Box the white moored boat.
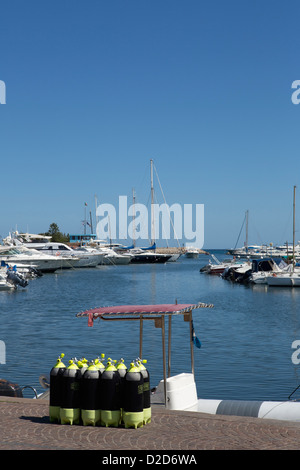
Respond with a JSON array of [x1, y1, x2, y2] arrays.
[[0, 245, 75, 273], [101, 248, 133, 265], [185, 247, 199, 259], [88, 241, 133, 265], [0, 265, 25, 290], [200, 254, 250, 275], [266, 186, 300, 287], [22, 243, 105, 268], [266, 266, 300, 287]]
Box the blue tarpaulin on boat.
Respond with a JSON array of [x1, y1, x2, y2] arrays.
[[141, 242, 156, 251]]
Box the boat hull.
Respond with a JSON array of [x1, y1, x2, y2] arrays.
[[130, 254, 172, 263], [0, 281, 15, 290], [267, 274, 300, 286], [0, 257, 70, 273], [151, 373, 300, 423], [208, 267, 226, 274], [72, 255, 104, 268], [185, 252, 199, 259], [194, 398, 300, 422], [102, 255, 132, 265]]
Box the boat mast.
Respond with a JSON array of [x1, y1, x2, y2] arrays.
[[245, 210, 249, 253], [89, 211, 93, 234], [94, 195, 98, 226], [132, 188, 136, 247], [293, 185, 296, 272], [150, 159, 155, 245], [84, 202, 87, 235]]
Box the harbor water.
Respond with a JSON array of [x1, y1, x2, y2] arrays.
[[1, 250, 300, 403]]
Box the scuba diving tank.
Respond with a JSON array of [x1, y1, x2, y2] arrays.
[[60, 359, 82, 425], [81, 361, 101, 426], [116, 358, 127, 423], [116, 358, 127, 385], [49, 354, 66, 423], [123, 362, 144, 429], [99, 360, 121, 427], [137, 359, 151, 424], [77, 358, 88, 375], [94, 354, 105, 374]]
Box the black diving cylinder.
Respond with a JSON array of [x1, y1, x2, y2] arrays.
[[116, 358, 127, 423], [99, 360, 121, 427], [60, 359, 82, 425], [94, 354, 105, 374], [81, 362, 101, 426], [77, 358, 88, 375], [116, 358, 127, 393], [123, 362, 144, 429], [137, 359, 151, 424], [49, 354, 66, 423]]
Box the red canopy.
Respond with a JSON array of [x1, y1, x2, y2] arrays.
[[77, 302, 213, 327]]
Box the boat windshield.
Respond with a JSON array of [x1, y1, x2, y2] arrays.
[[0, 247, 23, 255]]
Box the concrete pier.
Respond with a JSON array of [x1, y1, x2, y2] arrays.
[[1, 396, 300, 450]]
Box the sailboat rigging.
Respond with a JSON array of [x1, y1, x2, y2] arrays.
[[128, 159, 174, 263], [266, 185, 300, 286]]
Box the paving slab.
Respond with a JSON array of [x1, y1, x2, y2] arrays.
[[1, 396, 300, 451]]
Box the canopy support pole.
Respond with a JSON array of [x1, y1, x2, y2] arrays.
[[184, 310, 194, 376], [139, 315, 143, 358], [168, 314, 172, 378], [189, 312, 195, 376], [161, 315, 167, 405]]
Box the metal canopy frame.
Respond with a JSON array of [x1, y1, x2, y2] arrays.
[[77, 302, 213, 405]]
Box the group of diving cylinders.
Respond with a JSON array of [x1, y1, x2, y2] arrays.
[[49, 354, 151, 429]]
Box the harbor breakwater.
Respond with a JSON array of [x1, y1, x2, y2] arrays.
[[155, 247, 209, 255]]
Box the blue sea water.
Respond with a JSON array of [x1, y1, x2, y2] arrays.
[[1, 250, 300, 403]]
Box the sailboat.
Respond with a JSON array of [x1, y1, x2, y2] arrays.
[[129, 160, 172, 264], [266, 186, 300, 286], [227, 210, 258, 257]]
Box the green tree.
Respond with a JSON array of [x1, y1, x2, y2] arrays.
[[45, 223, 69, 243]]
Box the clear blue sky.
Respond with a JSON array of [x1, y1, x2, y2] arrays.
[[1, 0, 300, 249]]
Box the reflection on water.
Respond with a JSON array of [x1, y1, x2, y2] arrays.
[[0, 252, 300, 402]]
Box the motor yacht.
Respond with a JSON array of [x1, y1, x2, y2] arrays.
[[129, 248, 172, 263], [185, 247, 199, 258], [200, 254, 249, 275], [87, 240, 133, 265], [266, 264, 300, 286], [24, 243, 106, 268], [100, 247, 133, 265], [0, 245, 73, 273]]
